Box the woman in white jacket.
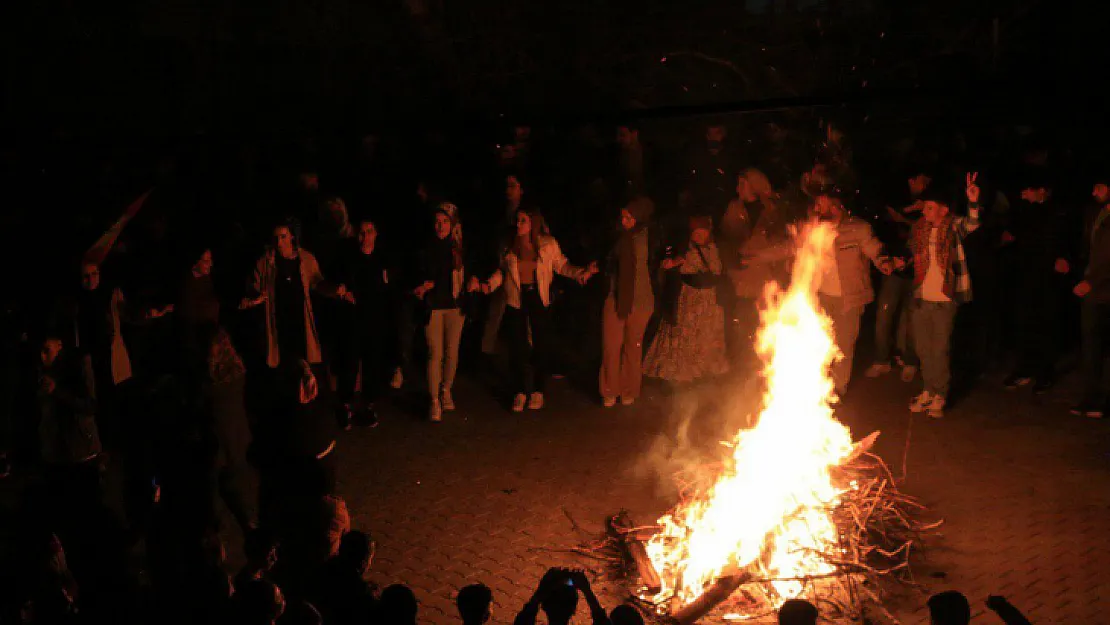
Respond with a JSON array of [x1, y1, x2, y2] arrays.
[[480, 209, 597, 411]]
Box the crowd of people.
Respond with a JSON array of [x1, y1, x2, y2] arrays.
[[0, 115, 1103, 623]]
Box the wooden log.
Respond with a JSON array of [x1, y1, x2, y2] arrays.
[[669, 572, 754, 625], [610, 512, 663, 593]]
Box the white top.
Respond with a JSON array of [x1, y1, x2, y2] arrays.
[[921, 226, 951, 302]]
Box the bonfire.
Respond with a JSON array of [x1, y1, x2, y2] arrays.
[[576, 222, 940, 624]]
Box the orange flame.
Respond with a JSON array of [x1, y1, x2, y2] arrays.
[[646, 221, 857, 610]]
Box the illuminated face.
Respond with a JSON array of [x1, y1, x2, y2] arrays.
[[434, 213, 453, 239], [516, 211, 532, 237], [908, 174, 931, 197], [812, 196, 842, 221], [1020, 187, 1050, 203], [193, 250, 213, 277], [1093, 183, 1109, 204], [921, 200, 949, 224], [620, 209, 636, 231], [691, 227, 711, 246], [358, 222, 377, 249], [41, 338, 62, 366], [617, 126, 638, 148], [80, 264, 100, 291], [273, 226, 295, 254], [506, 176, 523, 205], [736, 176, 757, 202]]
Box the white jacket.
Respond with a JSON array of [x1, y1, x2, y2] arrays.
[[487, 236, 588, 309]]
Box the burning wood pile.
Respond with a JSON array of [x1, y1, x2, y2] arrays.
[[581, 223, 940, 624]]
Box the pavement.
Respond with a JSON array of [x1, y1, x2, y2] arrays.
[[330, 353, 1110, 625]]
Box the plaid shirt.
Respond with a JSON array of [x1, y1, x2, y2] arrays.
[[911, 204, 980, 304]]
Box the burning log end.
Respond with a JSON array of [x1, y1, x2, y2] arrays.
[[610, 512, 662, 593], [668, 573, 754, 625]]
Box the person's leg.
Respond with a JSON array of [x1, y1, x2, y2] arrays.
[[504, 303, 530, 395], [361, 323, 390, 406], [896, 277, 919, 367], [599, 298, 626, 399], [833, 305, 863, 393], [425, 310, 445, 398], [912, 300, 936, 394], [481, 291, 507, 355], [873, 275, 900, 364], [620, 307, 654, 400], [441, 309, 466, 392], [526, 290, 553, 394], [334, 322, 360, 406], [931, 302, 958, 398], [1080, 299, 1105, 403]]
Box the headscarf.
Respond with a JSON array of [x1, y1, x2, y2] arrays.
[[615, 197, 654, 318]]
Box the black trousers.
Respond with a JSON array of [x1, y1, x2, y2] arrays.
[[1013, 277, 1062, 381], [504, 286, 552, 395], [336, 314, 392, 405]]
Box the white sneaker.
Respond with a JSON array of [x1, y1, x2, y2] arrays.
[[511, 394, 527, 412], [621, 396, 636, 406], [390, 368, 404, 390], [429, 399, 442, 422], [900, 365, 917, 382], [602, 396, 617, 408], [927, 395, 946, 419], [909, 391, 933, 413], [865, 363, 892, 378], [441, 388, 456, 411], [528, 392, 544, 410]]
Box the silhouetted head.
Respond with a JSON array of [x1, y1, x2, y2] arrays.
[[609, 604, 645, 625], [380, 584, 418, 625], [778, 599, 818, 625], [927, 591, 971, 625], [540, 583, 578, 625], [336, 530, 374, 576], [456, 583, 493, 625]]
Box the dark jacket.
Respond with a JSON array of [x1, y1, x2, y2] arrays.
[[418, 237, 469, 312], [1082, 203, 1110, 303], [28, 352, 101, 465]]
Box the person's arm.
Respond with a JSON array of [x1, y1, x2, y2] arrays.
[[240, 256, 268, 309], [549, 239, 589, 281], [986, 596, 1034, 625], [304, 252, 341, 298], [514, 568, 562, 625], [953, 172, 983, 237], [569, 570, 610, 625]]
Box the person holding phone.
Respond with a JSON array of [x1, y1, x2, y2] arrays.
[[513, 568, 609, 625]]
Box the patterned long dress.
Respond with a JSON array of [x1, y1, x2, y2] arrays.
[[644, 242, 730, 382]]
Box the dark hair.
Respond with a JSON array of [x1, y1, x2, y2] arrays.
[[456, 583, 493, 624], [274, 217, 302, 247], [380, 584, 418, 625], [610, 604, 646, 625], [540, 583, 578, 624], [510, 208, 546, 258], [336, 530, 373, 572], [927, 591, 971, 625], [778, 599, 818, 625]]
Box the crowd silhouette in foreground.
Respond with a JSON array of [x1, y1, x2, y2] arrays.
[[2, 116, 1102, 623]]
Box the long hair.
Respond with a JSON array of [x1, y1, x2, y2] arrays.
[[509, 208, 546, 258], [433, 207, 463, 270]]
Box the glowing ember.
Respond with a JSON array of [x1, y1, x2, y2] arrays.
[[645, 221, 858, 612]]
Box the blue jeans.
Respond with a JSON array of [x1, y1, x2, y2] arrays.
[[912, 299, 957, 397], [874, 274, 917, 365]]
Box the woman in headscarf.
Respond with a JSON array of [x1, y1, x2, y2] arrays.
[[599, 196, 658, 407], [644, 216, 729, 383]]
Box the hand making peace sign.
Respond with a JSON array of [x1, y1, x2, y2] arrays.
[[965, 172, 980, 204]]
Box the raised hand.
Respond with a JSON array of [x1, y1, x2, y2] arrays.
[[1074, 280, 1092, 298], [965, 172, 981, 204], [1054, 258, 1070, 274], [467, 276, 480, 293]]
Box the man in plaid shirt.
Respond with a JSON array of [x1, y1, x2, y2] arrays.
[[903, 172, 983, 419]]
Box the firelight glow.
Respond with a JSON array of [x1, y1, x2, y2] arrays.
[[645, 221, 857, 610]]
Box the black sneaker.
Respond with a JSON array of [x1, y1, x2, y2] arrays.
[[336, 405, 353, 431], [1002, 374, 1033, 390], [1032, 378, 1055, 395], [355, 405, 380, 428]]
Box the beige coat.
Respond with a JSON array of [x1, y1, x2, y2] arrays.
[[486, 236, 588, 308], [250, 249, 333, 368]]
